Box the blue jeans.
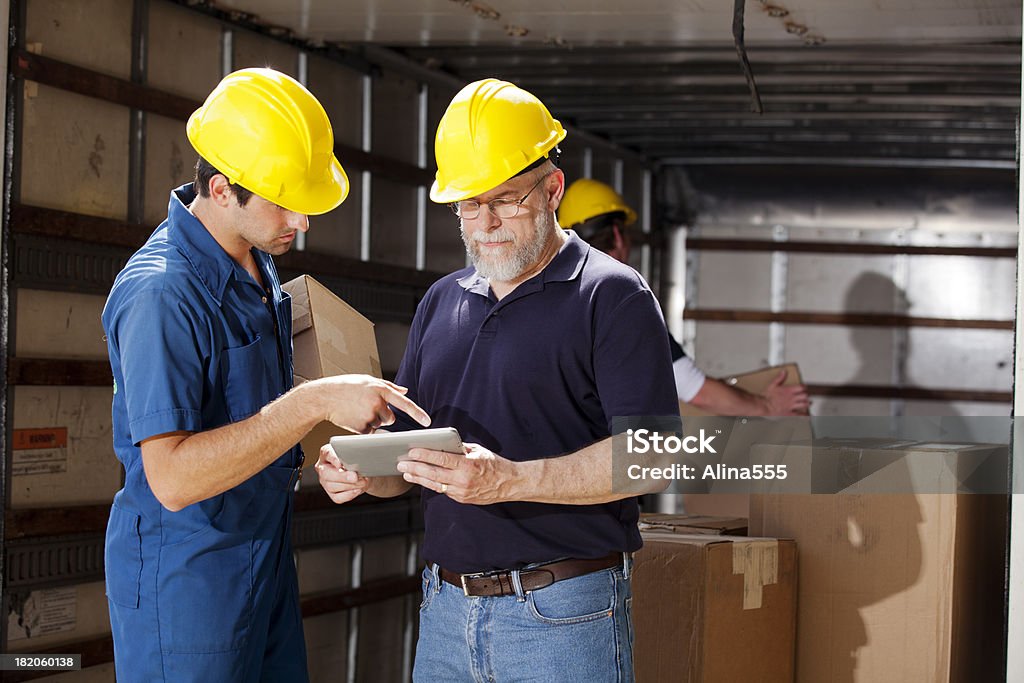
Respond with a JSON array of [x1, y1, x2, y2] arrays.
[[413, 556, 634, 683]]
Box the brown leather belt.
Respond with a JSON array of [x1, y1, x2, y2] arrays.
[[437, 552, 623, 597]]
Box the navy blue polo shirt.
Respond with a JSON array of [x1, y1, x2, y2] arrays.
[[394, 231, 678, 573], [102, 184, 298, 524]]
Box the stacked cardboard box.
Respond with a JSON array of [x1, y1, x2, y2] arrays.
[[633, 515, 797, 682], [749, 439, 1008, 682], [679, 362, 803, 418]]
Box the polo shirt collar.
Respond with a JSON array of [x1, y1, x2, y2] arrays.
[[165, 183, 247, 306], [456, 230, 589, 297]]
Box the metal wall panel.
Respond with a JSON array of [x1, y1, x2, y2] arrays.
[[5, 581, 109, 652], [26, 0, 132, 79], [622, 159, 645, 227], [425, 83, 457, 157], [356, 536, 408, 683], [903, 400, 1012, 418], [306, 200, 363, 259], [147, 0, 222, 100], [233, 29, 299, 76], [33, 662, 117, 682], [906, 255, 1016, 320], [371, 71, 418, 163], [424, 201, 464, 274], [693, 252, 772, 310], [367, 72, 419, 267], [375, 321, 411, 379], [787, 256, 898, 312], [811, 397, 893, 417], [297, 545, 352, 595], [692, 322, 771, 377], [10, 387, 120, 508], [689, 215, 1015, 417], [590, 154, 617, 187], [14, 289, 107, 360], [785, 325, 896, 385], [557, 140, 586, 186], [906, 328, 1013, 390], [20, 85, 130, 220], [370, 177, 418, 267], [143, 113, 193, 227], [425, 86, 465, 273], [305, 611, 349, 682], [305, 54, 364, 258], [309, 54, 363, 149]]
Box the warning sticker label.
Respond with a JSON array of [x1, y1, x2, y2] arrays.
[[7, 586, 77, 641], [12, 428, 68, 476]]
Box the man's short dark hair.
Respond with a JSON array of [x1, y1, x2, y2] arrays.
[[193, 157, 253, 206], [575, 211, 627, 253]]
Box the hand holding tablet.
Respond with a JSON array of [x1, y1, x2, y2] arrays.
[[329, 427, 466, 477]]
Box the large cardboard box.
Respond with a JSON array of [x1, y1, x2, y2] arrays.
[[679, 362, 803, 418], [282, 275, 382, 465], [633, 532, 797, 683], [750, 445, 1008, 683]]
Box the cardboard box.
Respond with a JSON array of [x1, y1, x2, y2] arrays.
[[750, 448, 1008, 683], [679, 365, 804, 519], [282, 275, 382, 464], [680, 362, 803, 417], [633, 532, 797, 682], [639, 512, 747, 536]]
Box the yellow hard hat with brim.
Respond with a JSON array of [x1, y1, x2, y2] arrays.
[[559, 178, 638, 229], [431, 79, 566, 203], [187, 68, 349, 216]]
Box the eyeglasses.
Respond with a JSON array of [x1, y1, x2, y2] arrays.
[[450, 173, 551, 220]]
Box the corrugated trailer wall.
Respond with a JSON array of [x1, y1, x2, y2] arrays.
[[670, 167, 1017, 419], [2, 1, 650, 681]]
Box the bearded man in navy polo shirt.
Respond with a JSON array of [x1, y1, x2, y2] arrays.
[[315, 79, 678, 682]]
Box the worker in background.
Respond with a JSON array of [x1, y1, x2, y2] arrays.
[[315, 78, 678, 681], [101, 68, 429, 682], [560, 178, 810, 417]]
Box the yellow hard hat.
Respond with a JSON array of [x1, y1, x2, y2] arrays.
[[187, 68, 349, 216], [430, 79, 567, 203], [559, 178, 637, 229]]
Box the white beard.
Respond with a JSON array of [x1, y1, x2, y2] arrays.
[[461, 211, 555, 282]]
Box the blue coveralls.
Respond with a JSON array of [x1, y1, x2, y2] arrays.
[[101, 185, 307, 682]]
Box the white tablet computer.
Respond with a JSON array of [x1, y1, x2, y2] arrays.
[[328, 428, 465, 477]]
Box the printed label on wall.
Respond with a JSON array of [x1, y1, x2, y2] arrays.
[[12, 428, 69, 476], [7, 587, 77, 641]]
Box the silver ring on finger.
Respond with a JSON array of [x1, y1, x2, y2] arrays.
[[440, 483, 448, 494]]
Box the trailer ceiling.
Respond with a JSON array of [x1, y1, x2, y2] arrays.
[[215, 0, 1020, 170]]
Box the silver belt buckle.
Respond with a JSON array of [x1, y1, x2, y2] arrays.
[[459, 571, 487, 597]]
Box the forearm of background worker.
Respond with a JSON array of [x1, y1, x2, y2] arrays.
[[688, 371, 809, 416], [398, 437, 668, 506], [140, 375, 430, 512], [315, 443, 413, 504]]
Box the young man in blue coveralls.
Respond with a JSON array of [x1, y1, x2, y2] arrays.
[[101, 68, 429, 682], [315, 79, 679, 682]]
